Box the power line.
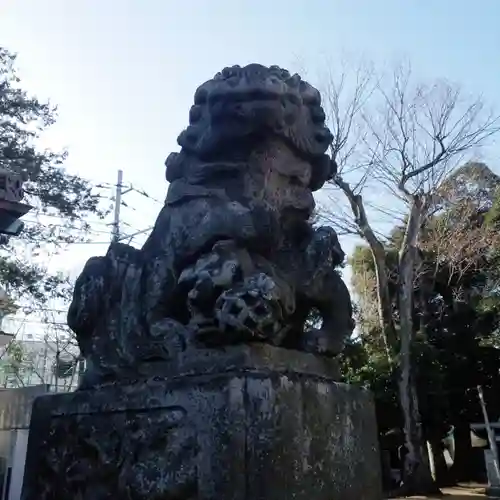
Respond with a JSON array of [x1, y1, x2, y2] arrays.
[[24, 221, 152, 245], [119, 226, 152, 243], [93, 182, 115, 189], [17, 221, 146, 246], [23, 220, 112, 236], [120, 200, 137, 212], [26, 211, 112, 226], [61, 240, 110, 245], [17, 307, 67, 314], [13, 170, 162, 247], [5, 317, 68, 326], [129, 186, 164, 206]]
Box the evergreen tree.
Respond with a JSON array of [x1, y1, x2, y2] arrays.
[[0, 47, 107, 308]]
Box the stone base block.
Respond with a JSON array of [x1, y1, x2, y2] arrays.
[[21, 345, 382, 500]]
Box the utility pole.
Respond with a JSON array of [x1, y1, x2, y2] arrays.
[[111, 169, 123, 243], [111, 169, 132, 243], [110, 169, 152, 245], [478, 385, 500, 489]]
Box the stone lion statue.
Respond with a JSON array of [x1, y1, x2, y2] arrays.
[[68, 64, 354, 388]]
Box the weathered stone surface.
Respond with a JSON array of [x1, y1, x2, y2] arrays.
[[66, 64, 354, 388], [21, 346, 382, 500], [22, 65, 381, 498]]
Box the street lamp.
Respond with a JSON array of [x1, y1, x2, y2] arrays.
[[0, 168, 29, 344], [0, 168, 32, 236]]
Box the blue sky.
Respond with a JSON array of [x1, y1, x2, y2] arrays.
[[2, 0, 499, 191], [1, 0, 500, 332]]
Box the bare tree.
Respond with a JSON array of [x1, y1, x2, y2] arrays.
[[320, 60, 399, 358], [322, 60, 500, 495]]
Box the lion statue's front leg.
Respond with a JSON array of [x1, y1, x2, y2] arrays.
[[281, 225, 355, 357], [176, 239, 295, 347]]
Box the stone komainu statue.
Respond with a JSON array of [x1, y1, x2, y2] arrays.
[[68, 64, 355, 388]]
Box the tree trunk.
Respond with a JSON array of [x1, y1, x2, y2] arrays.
[[397, 196, 440, 496], [370, 239, 397, 357], [334, 176, 397, 357], [336, 178, 436, 494], [449, 421, 473, 482]]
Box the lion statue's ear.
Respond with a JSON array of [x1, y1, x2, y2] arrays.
[[309, 155, 337, 191], [165, 153, 183, 182]]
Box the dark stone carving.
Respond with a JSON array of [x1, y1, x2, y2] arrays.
[[67, 64, 354, 388], [39, 408, 198, 499], [22, 65, 382, 500], [21, 346, 382, 500]]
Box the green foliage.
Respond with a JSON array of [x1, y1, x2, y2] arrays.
[[484, 193, 500, 228], [0, 47, 108, 307], [349, 243, 398, 338], [339, 334, 400, 431], [349, 246, 379, 331], [0, 340, 28, 385], [5, 340, 24, 364]]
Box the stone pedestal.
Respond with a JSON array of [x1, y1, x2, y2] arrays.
[[21, 345, 382, 500]]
